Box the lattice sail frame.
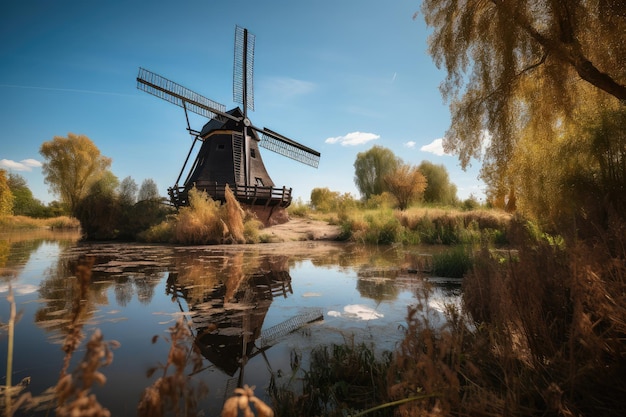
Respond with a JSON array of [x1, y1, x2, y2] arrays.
[[260, 131, 321, 168], [233, 25, 255, 111], [137, 68, 226, 120]]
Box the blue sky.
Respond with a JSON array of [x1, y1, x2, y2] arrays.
[[0, 0, 485, 205]]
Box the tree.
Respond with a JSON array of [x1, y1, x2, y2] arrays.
[[420, 1, 626, 196], [7, 173, 46, 217], [418, 161, 457, 205], [138, 178, 160, 202], [383, 163, 427, 210], [119, 176, 138, 206], [353, 146, 400, 200], [40, 133, 112, 215], [510, 102, 626, 231], [310, 187, 340, 212], [75, 171, 119, 239], [0, 169, 14, 217]]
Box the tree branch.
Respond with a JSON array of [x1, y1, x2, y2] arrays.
[[490, 0, 626, 100]]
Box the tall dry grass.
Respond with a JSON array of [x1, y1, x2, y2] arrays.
[[389, 217, 626, 416], [143, 186, 262, 244], [0, 215, 80, 231]]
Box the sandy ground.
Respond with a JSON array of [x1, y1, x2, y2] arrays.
[[260, 216, 343, 243]]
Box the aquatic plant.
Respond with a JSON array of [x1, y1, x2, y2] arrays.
[[270, 338, 393, 417], [431, 246, 473, 278]]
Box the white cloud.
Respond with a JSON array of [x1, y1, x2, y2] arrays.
[[404, 141, 416, 148], [420, 138, 452, 156], [262, 76, 315, 99], [0, 158, 42, 171], [325, 131, 380, 146]]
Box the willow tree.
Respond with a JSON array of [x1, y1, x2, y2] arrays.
[[354, 145, 400, 200], [420, 0, 626, 201], [40, 133, 112, 215]]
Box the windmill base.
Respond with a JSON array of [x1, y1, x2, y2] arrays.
[[244, 205, 289, 227]]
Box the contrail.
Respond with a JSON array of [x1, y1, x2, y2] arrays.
[[0, 84, 134, 97]]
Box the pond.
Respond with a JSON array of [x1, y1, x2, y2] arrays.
[[0, 230, 461, 416]]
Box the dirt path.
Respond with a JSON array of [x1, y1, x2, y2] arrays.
[[261, 217, 343, 242]]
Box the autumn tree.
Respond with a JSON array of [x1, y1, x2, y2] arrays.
[[40, 133, 112, 215], [0, 169, 14, 217], [418, 161, 457, 205], [354, 145, 400, 200], [420, 0, 626, 203], [310, 187, 340, 212], [383, 163, 427, 210]]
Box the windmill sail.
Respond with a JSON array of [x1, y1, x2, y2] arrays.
[[137, 67, 229, 121], [259, 128, 321, 168], [233, 26, 255, 111]]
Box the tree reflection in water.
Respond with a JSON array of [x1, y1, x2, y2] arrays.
[[165, 252, 322, 394]]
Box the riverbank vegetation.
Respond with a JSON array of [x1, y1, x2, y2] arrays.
[[139, 186, 264, 244]]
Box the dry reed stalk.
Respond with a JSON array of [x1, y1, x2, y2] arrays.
[[222, 385, 273, 417], [223, 185, 245, 243], [1, 286, 32, 417], [137, 318, 206, 417], [460, 218, 626, 416], [55, 329, 118, 417]]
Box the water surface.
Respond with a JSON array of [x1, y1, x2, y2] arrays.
[[0, 230, 460, 415]]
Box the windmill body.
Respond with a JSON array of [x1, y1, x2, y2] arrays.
[[137, 26, 320, 224]]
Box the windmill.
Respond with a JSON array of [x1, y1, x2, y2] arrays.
[[137, 26, 320, 223]]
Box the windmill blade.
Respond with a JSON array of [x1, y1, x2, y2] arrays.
[[233, 26, 255, 112], [137, 67, 237, 122], [258, 308, 323, 349], [257, 127, 321, 168]]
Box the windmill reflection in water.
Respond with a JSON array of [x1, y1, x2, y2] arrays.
[[165, 254, 323, 396]]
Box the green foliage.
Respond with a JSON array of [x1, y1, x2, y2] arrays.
[[337, 207, 510, 246], [75, 173, 174, 241], [118, 176, 138, 206], [7, 173, 50, 217], [287, 197, 310, 217], [363, 192, 395, 210], [353, 146, 400, 200], [460, 194, 481, 211], [0, 169, 15, 217], [138, 178, 160, 202], [418, 161, 458, 205], [310, 187, 338, 211], [271, 341, 393, 417], [421, 0, 626, 181], [75, 172, 121, 240], [431, 246, 473, 278]]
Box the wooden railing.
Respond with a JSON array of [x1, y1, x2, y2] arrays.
[[168, 182, 292, 208]]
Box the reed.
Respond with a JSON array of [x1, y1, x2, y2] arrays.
[[138, 318, 207, 417], [270, 338, 393, 417], [431, 246, 473, 278]]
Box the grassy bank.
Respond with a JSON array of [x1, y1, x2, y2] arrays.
[[292, 205, 511, 246], [0, 215, 80, 231]]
